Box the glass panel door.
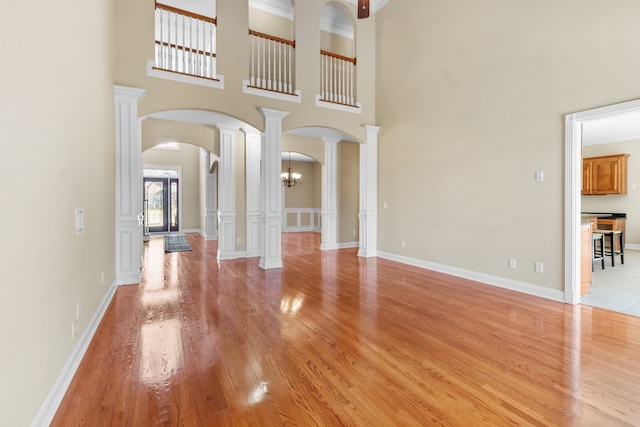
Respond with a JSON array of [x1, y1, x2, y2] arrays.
[[144, 178, 169, 233], [170, 178, 179, 232]]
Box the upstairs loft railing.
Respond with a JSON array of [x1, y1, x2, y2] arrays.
[[320, 50, 357, 107], [154, 2, 217, 80], [249, 30, 296, 95]]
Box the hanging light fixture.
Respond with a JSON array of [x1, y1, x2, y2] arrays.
[[281, 152, 302, 188]]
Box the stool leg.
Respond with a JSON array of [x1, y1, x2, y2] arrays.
[[620, 231, 624, 265], [601, 236, 605, 269], [610, 233, 615, 267]]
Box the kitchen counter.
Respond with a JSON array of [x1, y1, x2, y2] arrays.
[[582, 212, 627, 219]]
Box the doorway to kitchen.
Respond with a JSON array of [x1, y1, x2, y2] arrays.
[[565, 98, 640, 309], [143, 167, 181, 234]]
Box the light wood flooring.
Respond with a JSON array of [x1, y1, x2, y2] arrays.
[[52, 232, 640, 426]]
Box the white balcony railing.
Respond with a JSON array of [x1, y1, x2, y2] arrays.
[[249, 30, 296, 95], [320, 50, 357, 107], [154, 3, 217, 80]]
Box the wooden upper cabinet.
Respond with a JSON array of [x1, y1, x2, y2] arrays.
[[582, 154, 630, 195]]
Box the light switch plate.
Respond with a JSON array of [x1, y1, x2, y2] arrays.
[[75, 209, 84, 235]]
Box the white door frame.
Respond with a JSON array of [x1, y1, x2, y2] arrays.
[[564, 98, 640, 304]]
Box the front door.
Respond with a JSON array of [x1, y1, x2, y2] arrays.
[[144, 177, 179, 233]]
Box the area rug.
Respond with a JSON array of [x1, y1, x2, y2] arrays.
[[164, 234, 192, 252]]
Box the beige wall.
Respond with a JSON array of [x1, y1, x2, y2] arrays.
[[582, 140, 640, 245], [283, 160, 319, 209], [376, 0, 640, 291], [0, 1, 115, 425], [249, 7, 294, 40], [338, 141, 359, 243], [321, 31, 353, 58], [143, 144, 202, 231]]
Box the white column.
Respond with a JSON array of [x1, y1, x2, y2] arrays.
[[321, 138, 339, 250], [200, 149, 218, 240], [114, 85, 146, 285], [260, 108, 289, 269], [244, 128, 262, 257], [217, 125, 239, 260], [358, 125, 380, 258]]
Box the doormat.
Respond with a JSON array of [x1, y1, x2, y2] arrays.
[[164, 234, 192, 252]]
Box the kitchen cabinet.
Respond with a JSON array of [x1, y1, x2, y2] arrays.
[[582, 154, 629, 195]]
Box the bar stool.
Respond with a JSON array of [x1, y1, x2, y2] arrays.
[[592, 232, 605, 271], [594, 229, 624, 267]]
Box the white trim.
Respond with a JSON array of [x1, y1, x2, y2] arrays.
[[147, 60, 224, 89], [377, 251, 565, 303], [217, 250, 247, 260], [564, 98, 640, 305], [320, 16, 354, 40], [249, 0, 293, 21], [30, 280, 119, 427], [337, 241, 359, 249], [626, 244, 640, 251], [315, 94, 361, 113], [243, 79, 301, 103]]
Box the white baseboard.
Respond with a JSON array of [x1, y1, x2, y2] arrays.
[[30, 280, 119, 427], [377, 251, 565, 303], [626, 244, 640, 251], [337, 242, 359, 249]]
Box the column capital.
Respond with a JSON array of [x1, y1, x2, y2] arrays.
[[260, 107, 290, 120], [217, 123, 241, 133], [241, 126, 261, 136], [322, 137, 341, 145], [363, 124, 381, 135], [113, 85, 147, 101]]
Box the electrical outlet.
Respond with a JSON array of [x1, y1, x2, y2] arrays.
[[509, 258, 517, 269], [353, 230, 357, 236], [72, 321, 78, 340], [535, 262, 544, 273], [76, 301, 81, 320], [236, 237, 242, 244], [401, 241, 406, 248], [101, 271, 104, 284]]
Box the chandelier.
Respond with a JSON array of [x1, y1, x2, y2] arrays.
[[281, 152, 302, 188]]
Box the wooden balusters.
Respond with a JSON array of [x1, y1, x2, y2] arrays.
[[248, 30, 296, 95], [154, 2, 217, 80], [320, 50, 357, 107]]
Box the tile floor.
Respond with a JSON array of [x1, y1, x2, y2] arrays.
[[581, 248, 640, 317]]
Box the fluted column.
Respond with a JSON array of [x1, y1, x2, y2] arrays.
[[114, 85, 146, 284], [321, 138, 339, 250], [217, 125, 239, 260], [358, 125, 380, 258], [260, 108, 289, 269], [244, 128, 262, 257]]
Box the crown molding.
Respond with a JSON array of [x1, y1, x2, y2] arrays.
[[249, 0, 293, 21]]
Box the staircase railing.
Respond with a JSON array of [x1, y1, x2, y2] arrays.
[[248, 30, 296, 95], [154, 2, 217, 80], [320, 50, 357, 107]]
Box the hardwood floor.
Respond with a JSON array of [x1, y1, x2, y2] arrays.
[[52, 232, 640, 426]]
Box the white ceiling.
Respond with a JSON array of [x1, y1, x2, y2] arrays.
[[582, 112, 640, 146]]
